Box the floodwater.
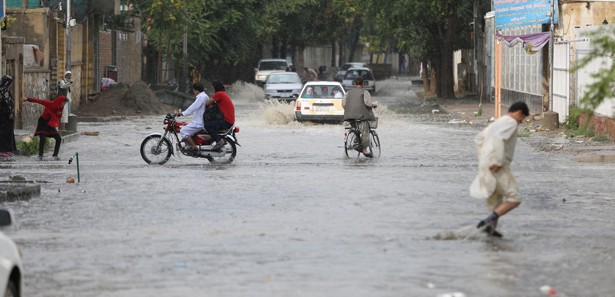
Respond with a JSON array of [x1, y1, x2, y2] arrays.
[[2, 79, 614, 297]]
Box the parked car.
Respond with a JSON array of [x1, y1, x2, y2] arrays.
[[0, 209, 22, 297], [295, 81, 346, 123], [264, 72, 303, 101], [341, 67, 376, 94], [335, 62, 369, 82], [254, 59, 291, 87]]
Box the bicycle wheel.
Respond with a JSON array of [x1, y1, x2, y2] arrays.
[[369, 130, 381, 158], [344, 130, 362, 158]]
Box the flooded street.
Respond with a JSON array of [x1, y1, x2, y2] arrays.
[[2, 80, 615, 297]]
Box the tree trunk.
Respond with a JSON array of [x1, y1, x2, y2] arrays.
[[430, 62, 438, 96], [272, 36, 280, 58], [422, 60, 430, 94], [338, 40, 344, 66], [331, 39, 336, 67], [541, 23, 550, 112], [281, 37, 288, 60], [437, 9, 456, 98]]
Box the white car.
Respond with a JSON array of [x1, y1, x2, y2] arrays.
[[0, 209, 22, 297], [254, 59, 291, 87], [342, 67, 376, 94], [295, 81, 346, 123], [264, 72, 303, 101]]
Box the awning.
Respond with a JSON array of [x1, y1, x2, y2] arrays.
[[496, 32, 551, 54]]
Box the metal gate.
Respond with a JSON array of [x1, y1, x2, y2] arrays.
[[553, 41, 569, 123]]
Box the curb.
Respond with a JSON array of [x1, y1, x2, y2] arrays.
[[0, 181, 41, 202]]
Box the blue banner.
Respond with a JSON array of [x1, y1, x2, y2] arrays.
[[495, 0, 559, 30]]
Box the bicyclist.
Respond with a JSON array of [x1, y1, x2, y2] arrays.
[[342, 76, 377, 157]]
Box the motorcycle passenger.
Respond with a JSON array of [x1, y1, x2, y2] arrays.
[[204, 80, 235, 151], [176, 82, 209, 154], [342, 76, 377, 157]]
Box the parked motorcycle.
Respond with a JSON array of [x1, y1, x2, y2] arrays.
[[140, 113, 239, 165]]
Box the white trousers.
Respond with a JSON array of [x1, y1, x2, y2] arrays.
[[180, 122, 203, 140]]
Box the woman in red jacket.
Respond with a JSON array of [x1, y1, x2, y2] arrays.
[[23, 95, 68, 161]]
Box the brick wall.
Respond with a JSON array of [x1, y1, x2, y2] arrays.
[[99, 31, 113, 80], [580, 114, 615, 140]]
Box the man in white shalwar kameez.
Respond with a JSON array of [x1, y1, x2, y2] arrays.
[[470, 102, 529, 237], [175, 82, 208, 154]]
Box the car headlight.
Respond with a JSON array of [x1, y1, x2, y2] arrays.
[[293, 89, 302, 93]]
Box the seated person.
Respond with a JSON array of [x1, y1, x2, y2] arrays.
[[332, 87, 344, 98], [303, 87, 314, 98], [204, 81, 235, 151], [321, 86, 329, 97]]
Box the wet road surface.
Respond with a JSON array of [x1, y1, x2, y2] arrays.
[[1, 80, 614, 297]]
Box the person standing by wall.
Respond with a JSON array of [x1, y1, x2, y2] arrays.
[[0, 75, 17, 157], [23, 95, 69, 161], [57, 71, 74, 131]]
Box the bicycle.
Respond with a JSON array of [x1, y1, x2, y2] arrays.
[[344, 119, 381, 158]]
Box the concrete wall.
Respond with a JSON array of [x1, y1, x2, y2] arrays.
[[21, 70, 51, 131], [6, 8, 51, 69], [560, 2, 615, 117]]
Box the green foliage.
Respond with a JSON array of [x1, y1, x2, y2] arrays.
[[564, 105, 593, 131], [573, 125, 594, 137], [592, 134, 610, 142], [569, 25, 615, 110], [517, 131, 531, 138], [16, 137, 49, 156]]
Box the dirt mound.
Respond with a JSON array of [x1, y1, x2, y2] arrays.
[[77, 81, 175, 117]]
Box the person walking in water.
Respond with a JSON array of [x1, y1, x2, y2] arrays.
[[23, 95, 69, 161], [470, 101, 529, 237]]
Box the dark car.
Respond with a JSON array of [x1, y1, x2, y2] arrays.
[[335, 62, 369, 82], [341, 67, 376, 94]]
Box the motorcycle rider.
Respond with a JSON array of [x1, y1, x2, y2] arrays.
[[176, 82, 208, 154], [204, 80, 235, 151]]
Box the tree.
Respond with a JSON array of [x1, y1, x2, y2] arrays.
[[374, 0, 474, 98], [570, 25, 615, 111]]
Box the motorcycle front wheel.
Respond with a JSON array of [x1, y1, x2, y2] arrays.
[[140, 135, 172, 165]]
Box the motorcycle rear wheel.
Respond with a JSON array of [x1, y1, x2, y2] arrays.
[[209, 138, 237, 164], [140, 135, 172, 165]]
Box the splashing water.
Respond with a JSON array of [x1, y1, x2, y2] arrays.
[[228, 81, 265, 102]]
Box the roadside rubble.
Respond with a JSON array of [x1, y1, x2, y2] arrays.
[[435, 98, 615, 163]]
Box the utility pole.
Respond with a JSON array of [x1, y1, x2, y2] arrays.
[[548, 0, 555, 112], [66, 0, 71, 72], [1, 0, 5, 76]]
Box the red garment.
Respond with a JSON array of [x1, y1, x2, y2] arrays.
[[212, 91, 235, 124], [27, 96, 67, 128]]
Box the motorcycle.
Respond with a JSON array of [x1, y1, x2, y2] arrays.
[[140, 113, 240, 165]]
